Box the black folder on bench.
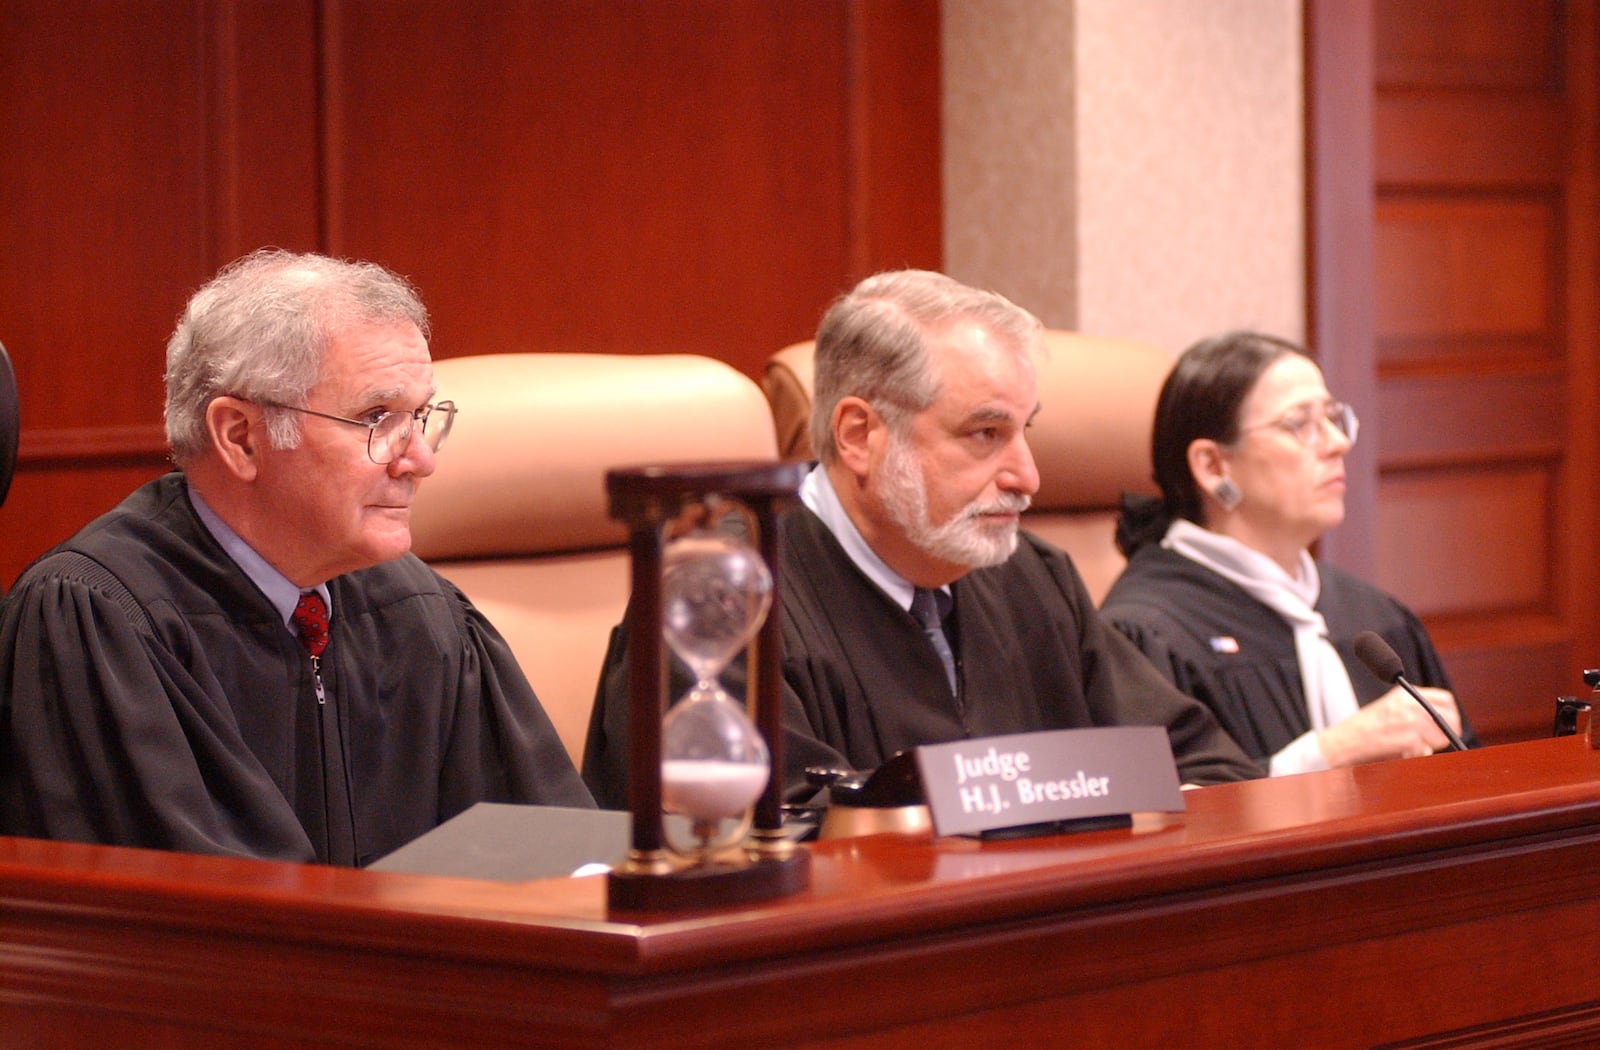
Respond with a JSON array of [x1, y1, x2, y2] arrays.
[[367, 803, 630, 882]]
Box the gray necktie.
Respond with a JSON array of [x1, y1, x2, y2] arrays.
[[910, 587, 957, 696]]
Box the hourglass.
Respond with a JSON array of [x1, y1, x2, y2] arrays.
[[605, 460, 811, 911], [659, 519, 772, 860]]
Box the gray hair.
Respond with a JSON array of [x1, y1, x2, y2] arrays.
[[809, 270, 1042, 463], [164, 249, 430, 466]]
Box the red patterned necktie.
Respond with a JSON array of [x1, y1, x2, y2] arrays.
[[291, 592, 330, 659]]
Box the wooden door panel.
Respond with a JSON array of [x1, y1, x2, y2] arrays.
[[1441, 638, 1575, 741], [1374, 196, 1559, 351], [1374, 372, 1564, 466], [1375, 0, 1561, 89], [1376, 467, 1551, 616], [1375, 97, 1565, 185], [1365, 0, 1596, 742]]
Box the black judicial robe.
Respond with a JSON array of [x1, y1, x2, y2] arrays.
[[1099, 545, 1477, 765], [0, 473, 592, 866], [582, 508, 1261, 808]]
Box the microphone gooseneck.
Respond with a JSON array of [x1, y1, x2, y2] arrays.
[[1352, 630, 1468, 752]]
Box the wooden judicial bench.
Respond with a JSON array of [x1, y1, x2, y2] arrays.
[[4, 735, 1600, 1048]]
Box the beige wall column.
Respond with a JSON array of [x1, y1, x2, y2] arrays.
[[943, 0, 1306, 353]]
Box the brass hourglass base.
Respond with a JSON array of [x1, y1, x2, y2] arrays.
[[608, 847, 810, 912]]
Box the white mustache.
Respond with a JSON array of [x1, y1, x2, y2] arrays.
[[961, 493, 1031, 520]]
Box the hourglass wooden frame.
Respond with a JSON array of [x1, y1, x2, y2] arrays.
[[604, 460, 812, 911]]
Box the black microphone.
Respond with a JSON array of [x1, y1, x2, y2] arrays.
[[1352, 630, 1468, 752]]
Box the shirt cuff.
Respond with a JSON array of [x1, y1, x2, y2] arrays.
[[1269, 731, 1330, 777]]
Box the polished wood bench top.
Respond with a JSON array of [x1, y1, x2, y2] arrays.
[[6, 736, 1599, 1047]]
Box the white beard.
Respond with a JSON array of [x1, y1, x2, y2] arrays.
[[877, 433, 1029, 570]]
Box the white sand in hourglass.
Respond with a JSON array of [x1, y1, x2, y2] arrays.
[[661, 759, 769, 820]]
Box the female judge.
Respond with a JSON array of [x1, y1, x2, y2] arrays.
[[1099, 331, 1475, 775]]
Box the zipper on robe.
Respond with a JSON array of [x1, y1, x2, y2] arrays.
[[305, 647, 356, 864]]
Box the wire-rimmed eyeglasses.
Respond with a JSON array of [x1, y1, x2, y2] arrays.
[[262, 400, 456, 465], [1237, 401, 1358, 450]]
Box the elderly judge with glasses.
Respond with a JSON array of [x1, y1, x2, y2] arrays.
[[0, 249, 591, 864], [1100, 331, 1476, 776]]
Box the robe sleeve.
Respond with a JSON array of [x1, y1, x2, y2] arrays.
[[438, 583, 594, 816], [581, 623, 632, 811], [1100, 604, 1306, 767], [1100, 614, 1230, 718], [1048, 554, 1264, 785], [0, 556, 315, 860]]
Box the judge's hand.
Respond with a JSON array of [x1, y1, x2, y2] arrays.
[[1316, 686, 1462, 767]]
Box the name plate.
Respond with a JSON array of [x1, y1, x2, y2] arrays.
[[914, 727, 1184, 838]]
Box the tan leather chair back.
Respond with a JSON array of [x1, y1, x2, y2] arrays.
[[761, 331, 1172, 603], [411, 353, 780, 764]]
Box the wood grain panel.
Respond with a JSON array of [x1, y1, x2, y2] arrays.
[[205, 0, 321, 258], [3, 463, 171, 576], [1434, 636, 1575, 743], [1374, 196, 1557, 348], [1558, 2, 1600, 704], [0, 1, 221, 579], [18, 423, 168, 467], [0, 0, 940, 588], [1375, 95, 1565, 186], [1375, 466, 1550, 616], [841, 0, 944, 276], [1375, 0, 1561, 89], [319, 0, 939, 376], [0, 0, 208, 432], [0, 0, 325, 583], [1373, 370, 1564, 467]]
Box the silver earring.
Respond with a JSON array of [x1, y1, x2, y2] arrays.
[[1213, 478, 1241, 511]]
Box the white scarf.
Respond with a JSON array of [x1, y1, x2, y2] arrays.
[[1162, 519, 1358, 732]]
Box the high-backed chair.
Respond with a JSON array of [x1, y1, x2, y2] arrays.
[[409, 353, 780, 766], [760, 330, 1174, 604], [0, 340, 17, 511]]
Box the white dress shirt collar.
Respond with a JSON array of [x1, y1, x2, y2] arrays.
[[801, 464, 932, 612]]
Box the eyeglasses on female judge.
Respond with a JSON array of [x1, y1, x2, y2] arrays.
[[259, 399, 457, 465], [1237, 400, 1358, 451]]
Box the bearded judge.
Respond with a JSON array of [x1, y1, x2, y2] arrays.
[[582, 271, 1259, 808]]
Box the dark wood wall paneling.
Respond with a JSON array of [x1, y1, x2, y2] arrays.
[[0, 0, 942, 588], [1366, 0, 1600, 741]]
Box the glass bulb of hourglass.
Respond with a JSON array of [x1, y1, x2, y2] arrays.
[[661, 528, 772, 684], [661, 686, 770, 821], [660, 528, 773, 840]]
